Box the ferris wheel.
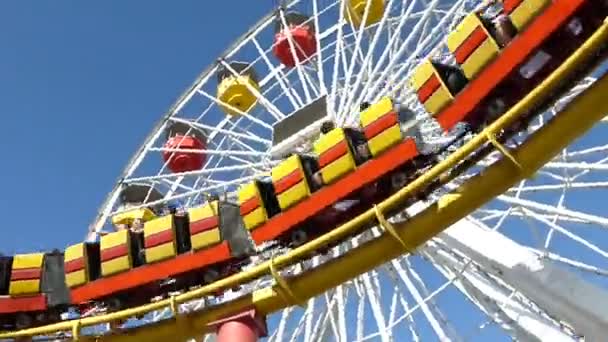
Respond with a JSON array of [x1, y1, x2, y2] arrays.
[[79, 0, 608, 341]]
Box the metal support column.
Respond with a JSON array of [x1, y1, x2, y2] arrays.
[[438, 218, 608, 340], [208, 309, 267, 342]]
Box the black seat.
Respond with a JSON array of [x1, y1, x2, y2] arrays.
[[256, 178, 281, 217], [299, 154, 323, 192], [129, 231, 146, 267], [0, 256, 13, 295], [433, 62, 468, 94], [344, 128, 371, 165], [174, 213, 192, 254], [85, 242, 101, 282], [218, 201, 256, 257], [42, 251, 71, 308]]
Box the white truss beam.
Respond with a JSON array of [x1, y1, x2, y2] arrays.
[[438, 218, 608, 340], [424, 243, 575, 342]]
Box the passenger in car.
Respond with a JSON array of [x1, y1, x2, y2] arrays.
[[320, 120, 335, 134], [312, 118, 374, 213], [313, 119, 371, 187], [492, 13, 517, 47]]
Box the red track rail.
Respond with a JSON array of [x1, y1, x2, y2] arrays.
[[251, 139, 418, 244], [70, 242, 231, 303], [0, 295, 46, 314]]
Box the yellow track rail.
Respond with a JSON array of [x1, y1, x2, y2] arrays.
[[3, 18, 608, 342]]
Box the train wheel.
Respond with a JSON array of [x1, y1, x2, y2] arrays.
[[109, 319, 126, 331], [106, 297, 123, 312], [390, 171, 409, 190], [486, 97, 506, 124], [34, 312, 47, 324], [203, 268, 220, 284], [290, 229, 308, 247], [14, 313, 32, 329]]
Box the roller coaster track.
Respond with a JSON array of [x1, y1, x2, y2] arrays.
[[3, 16, 608, 342]]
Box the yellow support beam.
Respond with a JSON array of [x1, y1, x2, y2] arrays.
[[2, 17, 607, 342]]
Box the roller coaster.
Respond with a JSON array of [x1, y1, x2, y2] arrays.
[[3, 0, 608, 340]]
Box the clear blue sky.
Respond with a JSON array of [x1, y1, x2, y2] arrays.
[[0, 1, 271, 253]]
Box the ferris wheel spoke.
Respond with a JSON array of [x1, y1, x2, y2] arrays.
[[476, 209, 593, 226], [363, 273, 391, 341], [368, 0, 468, 102], [303, 64, 324, 95], [348, 233, 391, 342], [398, 290, 422, 342], [360, 0, 446, 103], [387, 260, 460, 342], [387, 285, 421, 342], [403, 259, 462, 341], [272, 306, 294, 342], [217, 132, 261, 155], [336, 0, 398, 124], [496, 195, 608, 227], [268, 70, 308, 108], [302, 299, 316, 342], [311, 292, 340, 341], [150, 147, 268, 158], [109, 174, 258, 216], [386, 290, 400, 337], [220, 7, 287, 62], [520, 207, 608, 259], [311, 0, 327, 95], [328, 1, 347, 119], [203, 133, 263, 167], [527, 249, 608, 277], [251, 37, 301, 111], [421, 0, 448, 30], [334, 0, 377, 120], [568, 143, 608, 157], [170, 117, 271, 146], [359, 6, 435, 101], [357, 255, 469, 342], [277, 9, 314, 103], [326, 284, 346, 342], [159, 178, 198, 194], [122, 162, 266, 184], [503, 181, 608, 193], [569, 155, 608, 180], [284, 302, 313, 342], [189, 122, 258, 186]]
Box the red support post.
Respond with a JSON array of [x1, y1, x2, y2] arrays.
[[208, 309, 267, 342]]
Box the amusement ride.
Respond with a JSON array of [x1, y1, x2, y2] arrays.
[[2, 0, 608, 341]]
